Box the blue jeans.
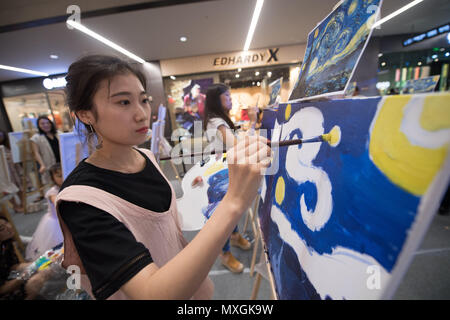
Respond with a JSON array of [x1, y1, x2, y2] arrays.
[[222, 226, 239, 253]]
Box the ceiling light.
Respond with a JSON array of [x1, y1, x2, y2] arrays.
[[50, 54, 59, 59], [372, 0, 424, 29], [378, 53, 383, 57], [381, 62, 386, 67], [0, 64, 48, 76], [180, 36, 187, 42], [445, 52, 450, 57], [257, 81, 261, 86], [243, 0, 265, 51], [170, 76, 176, 80], [66, 20, 145, 63], [434, 59, 439, 62], [432, 54, 438, 59], [267, 71, 272, 77], [255, 71, 260, 76], [235, 74, 240, 78], [238, 68, 242, 72], [418, 61, 422, 66]]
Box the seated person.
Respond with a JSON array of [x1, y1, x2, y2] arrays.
[[0, 216, 55, 300]]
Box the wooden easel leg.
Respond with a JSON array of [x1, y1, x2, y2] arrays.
[[250, 232, 260, 277], [250, 273, 262, 300]]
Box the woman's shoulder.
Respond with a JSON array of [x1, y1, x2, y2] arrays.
[[59, 160, 95, 192], [207, 117, 229, 130], [30, 133, 42, 142]]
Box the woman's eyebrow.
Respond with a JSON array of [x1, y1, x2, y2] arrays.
[[110, 91, 147, 97]]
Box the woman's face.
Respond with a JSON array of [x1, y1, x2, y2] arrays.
[[85, 73, 151, 147], [0, 219, 14, 242], [52, 169, 63, 187], [38, 118, 52, 133], [220, 90, 232, 112]]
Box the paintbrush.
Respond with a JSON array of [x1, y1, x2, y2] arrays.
[[159, 126, 341, 161]]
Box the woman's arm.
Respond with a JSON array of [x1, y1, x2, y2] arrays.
[[31, 141, 46, 172], [122, 135, 271, 299]]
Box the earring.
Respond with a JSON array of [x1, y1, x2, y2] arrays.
[[89, 124, 102, 150]]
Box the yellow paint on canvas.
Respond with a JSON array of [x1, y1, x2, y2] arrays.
[[420, 95, 450, 131], [203, 161, 225, 177], [275, 176, 285, 205], [348, 0, 357, 15], [369, 95, 449, 196], [285, 104, 292, 121]]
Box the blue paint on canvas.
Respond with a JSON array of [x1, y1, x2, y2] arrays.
[[202, 169, 229, 219], [259, 97, 422, 299]]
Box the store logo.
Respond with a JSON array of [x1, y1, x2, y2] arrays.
[[43, 77, 67, 90], [212, 48, 280, 67]]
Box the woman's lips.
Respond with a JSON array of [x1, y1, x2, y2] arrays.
[[136, 127, 149, 134]]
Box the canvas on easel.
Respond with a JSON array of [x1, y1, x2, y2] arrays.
[[288, 0, 382, 102], [258, 93, 450, 299]]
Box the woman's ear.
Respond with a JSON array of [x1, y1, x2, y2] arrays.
[[76, 110, 94, 126]]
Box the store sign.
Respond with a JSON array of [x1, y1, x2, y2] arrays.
[[43, 76, 67, 90], [212, 48, 280, 67], [160, 44, 305, 77], [403, 22, 450, 47]]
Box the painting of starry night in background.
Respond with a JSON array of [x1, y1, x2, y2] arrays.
[[289, 0, 382, 101]]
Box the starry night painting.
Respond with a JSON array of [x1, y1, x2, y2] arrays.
[[289, 0, 382, 101], [258, 93, 450, 299]]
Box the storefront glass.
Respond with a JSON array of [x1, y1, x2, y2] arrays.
[[163, 63, 299, 134], [3, 89, 72, 133], [377, 46, 450, 95]]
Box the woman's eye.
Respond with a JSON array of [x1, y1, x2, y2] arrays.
[[119, 100, 130, 105], [142, 98, 150, 104]]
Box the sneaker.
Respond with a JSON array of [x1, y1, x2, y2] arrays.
[[220, 251, 244, 273], [230, 233, 251, 250]]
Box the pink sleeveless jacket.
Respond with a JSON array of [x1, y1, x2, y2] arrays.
[[55, 148, 214, 300]]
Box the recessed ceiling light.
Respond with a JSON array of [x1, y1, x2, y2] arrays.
[[238, 68, 242, 72], [50, 54, 59, 59], [235, 74, 240, 78], [381, 62, 386, 67], [445, 52, 450, 57], [267, 71, 272, 77], [378, 53, 383, 57], [255, 71, 260, 76], [180, 36, 187, 42], [257, 81, 261, 86], [170, 75, 176, 80], [432, 54, 438, 59], [434, 58, 439, 62], [418, 61, 422, 66]]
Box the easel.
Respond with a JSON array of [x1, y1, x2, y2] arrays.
[[152, 105, 181, 182], [246, 196, 278, 300], [20, 121, 45, 214]]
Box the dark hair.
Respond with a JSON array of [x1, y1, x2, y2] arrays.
[[65, 55, 147, 137], [49, 163, 61, 177], [37, 116, 57, 135], [0, 130, 10, 149], [203, 83, 235, 131]]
